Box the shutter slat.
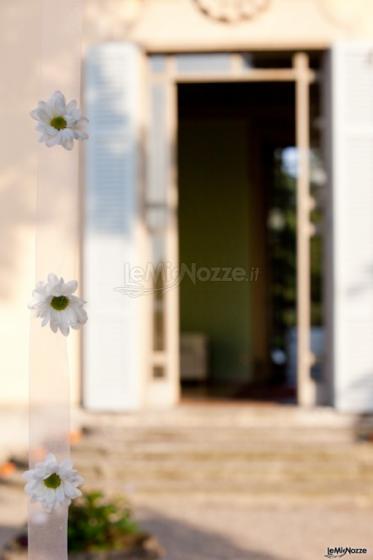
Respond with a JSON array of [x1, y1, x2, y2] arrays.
[[332, 43, 373, 412], [84, 43, 143, 411]]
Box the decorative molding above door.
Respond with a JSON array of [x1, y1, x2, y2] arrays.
[[194, 0, 270, 23]]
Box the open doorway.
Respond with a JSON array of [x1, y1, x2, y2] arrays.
[[177, 78, 323, 402]]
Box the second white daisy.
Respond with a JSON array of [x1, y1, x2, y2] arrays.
[[29, 273, 87, 336], [23, 453, 84, 513], [31, 90, 88, 150]]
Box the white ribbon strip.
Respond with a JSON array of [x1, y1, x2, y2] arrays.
[[29, 0, 82, 558]]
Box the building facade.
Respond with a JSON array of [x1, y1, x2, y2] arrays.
[[2, 0, 373, 412]]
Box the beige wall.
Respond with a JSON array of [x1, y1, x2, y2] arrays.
[[0, 1, 38, 405], [0, 0, 81, 405], [84, 0, 373, 51]]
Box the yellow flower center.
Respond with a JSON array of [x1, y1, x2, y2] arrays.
[[50, 116, 67, 130], [50, 295, 69, 311], [44, 473, 61, 489]]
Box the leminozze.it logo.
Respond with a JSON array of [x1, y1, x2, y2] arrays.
[[325, 547, 368, 559], [114, 262, 260, 298]]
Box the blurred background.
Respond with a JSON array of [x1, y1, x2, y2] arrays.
[[2, 0, 373, 558]]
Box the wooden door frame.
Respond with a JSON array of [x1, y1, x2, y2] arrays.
[[147, 52, 316, 405]]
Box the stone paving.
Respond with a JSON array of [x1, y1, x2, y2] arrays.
[[1, 403, 373, 559]]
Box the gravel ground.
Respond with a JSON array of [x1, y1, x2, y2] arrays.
[[138, 502, 373, 560]]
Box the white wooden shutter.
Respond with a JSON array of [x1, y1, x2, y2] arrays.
[[84, 43, 145, 411], [331, 42, 373, 412]]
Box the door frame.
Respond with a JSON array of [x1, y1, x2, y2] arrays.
[[146, 52, 316, 406]]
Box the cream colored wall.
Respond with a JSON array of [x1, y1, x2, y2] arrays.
[[84, 0, 373, 51], [0, 1, 38, 405], [132, 0, 370, 50], [0, 0, 81, 406]]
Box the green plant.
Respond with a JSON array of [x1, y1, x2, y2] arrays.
[[68, 491, 140, 552]]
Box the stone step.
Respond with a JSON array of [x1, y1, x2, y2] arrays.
[[74, 446, 373, 467], [75, 438, 364, 456], [79, 426, 356, 447], [78, 405, 357, 426], [75, 457, 373, 478]]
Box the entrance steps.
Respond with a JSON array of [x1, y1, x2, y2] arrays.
[[74, 403, 373, 507]]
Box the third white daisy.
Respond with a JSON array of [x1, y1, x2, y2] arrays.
[[23, 453, 84, 513]]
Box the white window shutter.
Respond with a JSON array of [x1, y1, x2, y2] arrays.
[[84, 43, 144, 411], [331, 42, 373, 412]]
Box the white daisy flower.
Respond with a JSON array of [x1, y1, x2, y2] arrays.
[[31, 90, 88, 150], [23, 453, 84, 513], [29, 273, 87, 336]]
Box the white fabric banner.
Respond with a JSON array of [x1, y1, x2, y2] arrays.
[[29, 0, 82, 558]]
